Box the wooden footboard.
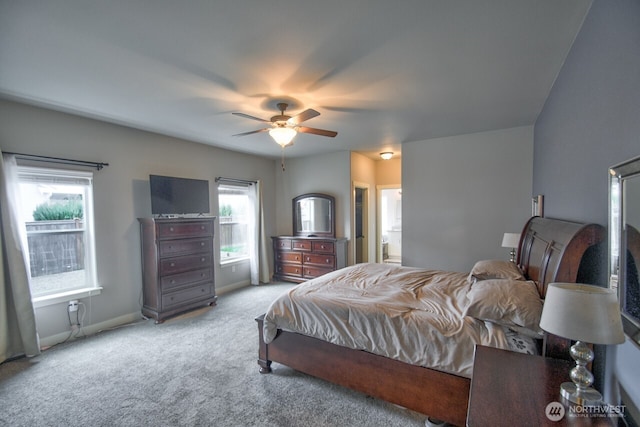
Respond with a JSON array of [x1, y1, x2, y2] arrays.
[[256, 314, 470, 427]]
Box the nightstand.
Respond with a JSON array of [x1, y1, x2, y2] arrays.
[[467, 345, 617, 427]]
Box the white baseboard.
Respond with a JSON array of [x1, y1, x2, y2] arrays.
[[216, 280, 251, 295], [39, 311, 143, 349], [39, 281, 255, 348]]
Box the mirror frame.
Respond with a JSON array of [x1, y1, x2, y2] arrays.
[[609, 155, 640, 347], [292, 193, 335, 238]]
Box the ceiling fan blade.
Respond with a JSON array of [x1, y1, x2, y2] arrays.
[[232, 112, 271, 123], [288, 108, 320, 125], [232, 128, 270, 137], [297, 126, 338, 138]]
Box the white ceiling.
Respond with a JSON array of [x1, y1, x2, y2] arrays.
[[0, 0, 592, 160]]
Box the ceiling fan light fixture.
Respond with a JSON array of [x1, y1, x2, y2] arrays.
[[269, 127, 297, 147], [380, 152, 394, 160]]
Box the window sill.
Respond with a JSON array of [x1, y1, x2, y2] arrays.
[[220, 257, 249, 266], [32, 287, 103, 308]]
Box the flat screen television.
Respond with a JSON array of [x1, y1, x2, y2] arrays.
[[150, 174, 210, 216]]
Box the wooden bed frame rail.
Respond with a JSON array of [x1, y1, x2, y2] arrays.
[[256, 314, 471, 425], [256, 216, 605, 426]]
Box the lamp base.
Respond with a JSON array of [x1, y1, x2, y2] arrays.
[[560, 382, 603, 406]]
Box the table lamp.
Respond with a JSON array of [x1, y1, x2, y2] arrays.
[[539, 283, 625, 406], [501, 232, 520, 262]]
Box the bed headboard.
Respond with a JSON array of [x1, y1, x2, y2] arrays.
[[516, 217, 606, 359], [517, 216, 606, 298]]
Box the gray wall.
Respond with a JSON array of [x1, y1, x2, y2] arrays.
[[0, 99, 277, 344], [402, 126, 534, 272], [533, 0, 639, 414], [274, 151, 352, 259]]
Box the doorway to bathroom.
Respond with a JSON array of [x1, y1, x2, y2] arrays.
[[378, 186, 401, 264]]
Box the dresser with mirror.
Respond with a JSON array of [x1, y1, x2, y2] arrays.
[[273, 193, 348, 283]]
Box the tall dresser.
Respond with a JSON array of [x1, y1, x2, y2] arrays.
[[138, 217, 217, 322], [272, 236, 348, 283]]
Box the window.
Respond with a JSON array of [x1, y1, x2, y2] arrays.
[[17, 166, 98, 299], [218, 183, 251, 262]]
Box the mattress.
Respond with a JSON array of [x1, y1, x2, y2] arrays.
[[263, 263, 521, 378]]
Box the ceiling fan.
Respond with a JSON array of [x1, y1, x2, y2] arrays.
[[232, 102, 338, 147]]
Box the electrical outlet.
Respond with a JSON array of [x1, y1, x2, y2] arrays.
[[68, 300, 79, 312]]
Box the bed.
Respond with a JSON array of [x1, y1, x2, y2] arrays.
[[256, 217, 605, 426]]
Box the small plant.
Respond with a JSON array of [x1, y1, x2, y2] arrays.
[[220, 204, 233, 217], [33, 201, 83, 221]]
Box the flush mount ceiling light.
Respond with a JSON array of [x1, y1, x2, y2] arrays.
[[380, 152, 394, 160]]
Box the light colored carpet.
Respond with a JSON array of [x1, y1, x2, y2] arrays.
[[0, 282, 427, 426]]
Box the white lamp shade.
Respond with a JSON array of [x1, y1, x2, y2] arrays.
[[501, 232, 520, 248], [269, 127, 296, 147], [540, 283, 625, 345]]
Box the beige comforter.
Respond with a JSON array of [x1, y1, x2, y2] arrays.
[[263, 263, 510, 378]]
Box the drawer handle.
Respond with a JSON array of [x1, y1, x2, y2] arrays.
[[295, 256, 300, 261], [201, 257, 206, 262], [201, 273, 205, 277], [170, 262, 175, 267], [169, 227, 174, 232], [201, 242, 205, 246], [321, 245, 326, 249], [200, 226, 205, 230], [170, 279, 175, 284], [325, 258, 331, 264]]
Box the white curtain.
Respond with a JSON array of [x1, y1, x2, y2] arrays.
[[248, 180, 270, 285], [0, 152, 40, 363]]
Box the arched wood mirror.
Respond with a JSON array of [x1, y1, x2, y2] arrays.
[[293, 193, 335, 238], [609, 155, 640, 347]]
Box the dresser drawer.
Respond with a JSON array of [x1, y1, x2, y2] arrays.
[[303, 253, 335, 267], [159, 254, 212, 275], [312, 241, 335, 254], [276, 251, 303, 264], [292, 240, 312, 251], [157, 221, 213, 239], [304, 266, 333, 279], [159, 237, 212, 257], [276, 263, 303, 277], [162, 283, 213, 309], [161, 268, 212, 291], [273, 238, 292, 250]]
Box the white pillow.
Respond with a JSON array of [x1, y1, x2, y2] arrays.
[[468, 259, 525, 284], [463, 278, 542, 332]]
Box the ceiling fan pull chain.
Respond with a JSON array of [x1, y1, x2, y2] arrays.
[[281, 147, 286, 171]]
